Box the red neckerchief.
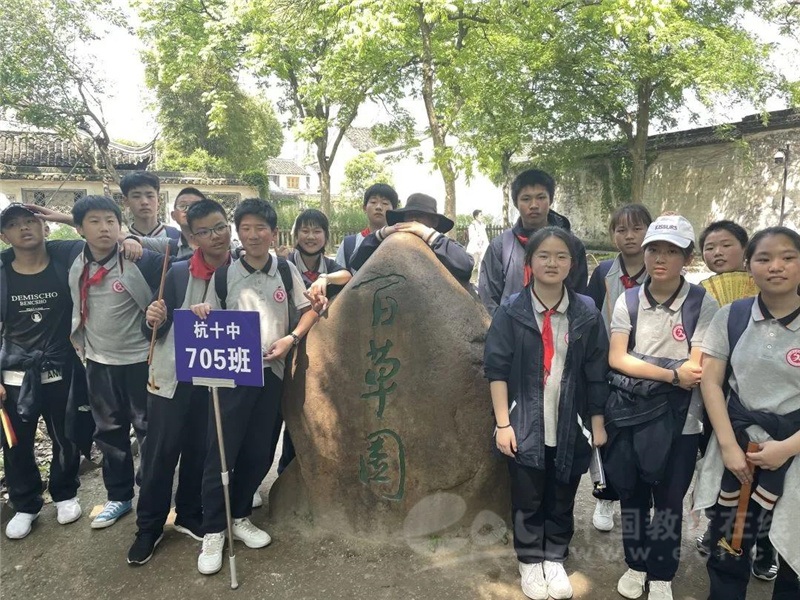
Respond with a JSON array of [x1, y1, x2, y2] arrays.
[[533, 288, 564, 386], [79, 264, 110, 326], [189, 248, 230, 281], [620, 257, 646, 289], [515, 235, 533, 286], [361, 227, 371, 237], [304, 270, 320, 283]]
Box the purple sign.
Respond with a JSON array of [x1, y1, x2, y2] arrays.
[[174, 309, 264, 387]]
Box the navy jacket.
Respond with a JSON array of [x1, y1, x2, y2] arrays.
[[483, 287, 609, 482]]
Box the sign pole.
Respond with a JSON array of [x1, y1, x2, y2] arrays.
[[210, 384, 239, 590]]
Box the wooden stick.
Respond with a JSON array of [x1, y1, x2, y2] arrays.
[[147, 250, 170, 367], [731, 441, 759, 552]]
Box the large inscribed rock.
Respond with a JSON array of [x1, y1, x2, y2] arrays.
[[270, 233, 509, 540]]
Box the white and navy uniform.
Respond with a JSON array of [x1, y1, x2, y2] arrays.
[[68, 245, 165, 502], [610, 278, 719, 582], [129, 221, 181, 242], [586, 255, 648, 335], [335, 231, 368, 273], [693, 298, 800, 595], [200, 255, 310, 533]]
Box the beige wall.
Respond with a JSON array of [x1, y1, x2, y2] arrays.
[[556, 126, 800, 249]]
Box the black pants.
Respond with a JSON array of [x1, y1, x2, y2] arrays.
[[202, 369, 282, 534], [508, 446, 582, 564], [1, 377, 80, 513], [707, 499, 800, 599], [592, 445, 620, 501], [620, 434, 699, 582], [135, 384, 209, 533], [85, 360, 148, 502]]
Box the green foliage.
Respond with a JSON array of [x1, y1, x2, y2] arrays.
[[47, 225, 82, 241], [273, 197, 366, 235], [342, 153, 394, 201], [242, 171, 270, 198]]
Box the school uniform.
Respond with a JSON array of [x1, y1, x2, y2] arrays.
[[129, 221, 182, 242], [140, 234, 191, 260], [68, 245, 165, 502], [335, 230, 369, 273], [693, 298, 800, 599], [201, 255, 310, 533], [484, 287, 609, 564], [134, 251, 229, 535], [479, 214, 589, 317], [0, 241, 86, 514], [350, 228, 474, 283], [610, 278, 719, 582]]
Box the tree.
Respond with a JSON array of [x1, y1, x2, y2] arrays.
[[518, 0, 790, 204], [342, 152, 394, 202], [137, 0, 283, 175], [0, 0, 128, 188]]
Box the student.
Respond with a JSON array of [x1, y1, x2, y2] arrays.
[[127, 199, 232, 565], [479, 169, 589, 317], [336, 183, 398, 272], [694, 227, 800, 600], [585, 203, 652, 533], [349, 193, 474, 283], [484, 227, 609, 600], [120, 171, 181, 241], [0, 205, 84, 539], [700, 220, 748, 275], [190, 198, 318, 576], [68, 196, 167, 529], [135, 187, 208, 260], [608, 214, 719, 600], [466, 209, 489, 277]]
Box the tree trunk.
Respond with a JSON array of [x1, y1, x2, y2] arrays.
[[319, 166, 332, 217], [630, 78, 652, 205], [500, 152, 512, 227], [414, 3, 457, 228]]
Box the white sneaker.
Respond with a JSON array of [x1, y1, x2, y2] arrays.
[[544, 561, 573, 599], [55, 497, 82, 524], [618, 568, 647, 599], [648, 581, 673, 600], [252, 491, 263, 508], [593, 499, 615, 532], [5, 512, 39, 539], [197, 532, 225, 575], [232, 517, 271, 548], [518, 562, 548, 600]]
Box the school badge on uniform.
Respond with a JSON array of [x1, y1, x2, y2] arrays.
[[273, 288, 287, 303], [112, 280, 125, 293]]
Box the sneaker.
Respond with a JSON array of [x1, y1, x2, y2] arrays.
[[232, 517, 271, 548], [127, 531, 164, 565], [173, 517, 203, 542], [593, 499, 615, 532], [518, 562, 548, 600], [648, 580, 673, 600], [5, 512, 39, 539], [543, 561, 573, 599], [695, 524, 713, 556], [252, 491, 263, 508], [752, 553, 778, 582], [90, 500, 132, 529], [198, 532, 226, 575], [617, 568, 647, 599], [55, 497, 82, 525]]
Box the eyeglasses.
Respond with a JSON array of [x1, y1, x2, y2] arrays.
[[533, 252, 572, 265], [174, 204, 192, 213], [192, 223, 230, 240]]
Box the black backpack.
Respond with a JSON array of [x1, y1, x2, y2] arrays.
[[213, 257, 299, 330]]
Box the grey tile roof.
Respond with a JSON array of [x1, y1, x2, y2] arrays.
[[344, 127, 379, 152], [266, 157, 308, 176]]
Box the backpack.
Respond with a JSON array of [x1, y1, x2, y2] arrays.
[[625, 283, 706, 351], [342, 234, 357, 271], [723, 296, 756, 387], [213, 257, 299, 330]]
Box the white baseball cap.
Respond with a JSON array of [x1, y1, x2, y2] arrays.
[[642, 214, 696, 249]]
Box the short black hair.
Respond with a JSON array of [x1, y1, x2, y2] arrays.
[[120, 171, 160, 196], [186, 199, 227, 231], [175, 187, 207, 206], [609, 203, 653, 235], [363, 183, 399, 209], [745, 226, 800, 264], [472, 209, 482, 219], [72, 195, 123, 227], [234, 198, 277, 230], [511, 169, 555, 206], [293, 209, 330, 241], [699, 220, 749, 250], [523, 226, 575, 283]]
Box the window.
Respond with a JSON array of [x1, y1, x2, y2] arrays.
[[269, 175, 280, 186], [204, 193, 242, 219], [286, 176, 300, 190], [22, 189, 87, 207]]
